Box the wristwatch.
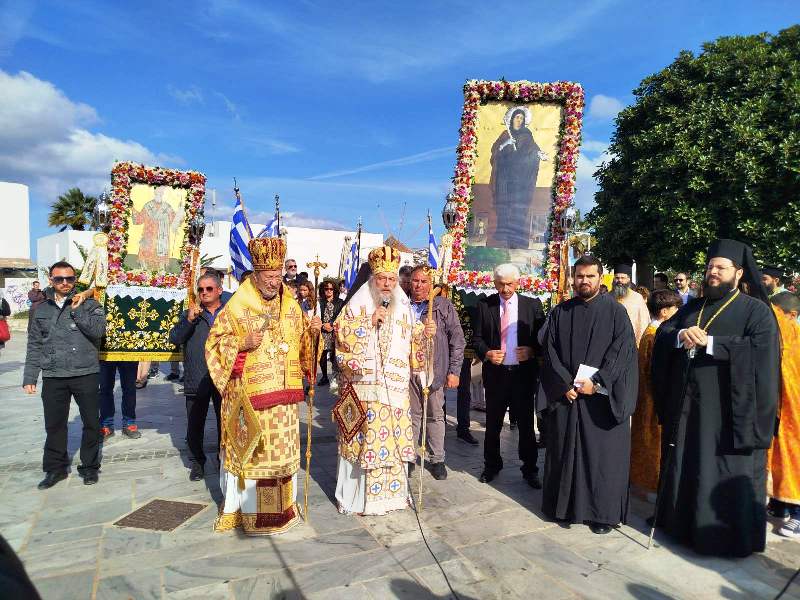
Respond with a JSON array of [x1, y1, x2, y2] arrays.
[[590, 373, 603, 394]]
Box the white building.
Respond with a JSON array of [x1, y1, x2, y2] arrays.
[[0, 182, 36, 314], [200, 221, 385, 287], [36, 230, 99, 277]]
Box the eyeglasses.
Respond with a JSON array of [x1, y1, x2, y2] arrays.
[[323, 287, 334, 292], [52, 276, 76, 284], [197, 286, 216, 293], [674, 278, 685, 282], [287, 264, 297, 269]]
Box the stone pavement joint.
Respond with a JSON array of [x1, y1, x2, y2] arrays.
[[1, 332, 799, 600]]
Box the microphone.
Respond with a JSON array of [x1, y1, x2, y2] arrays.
[[377, 294, 390, 326]]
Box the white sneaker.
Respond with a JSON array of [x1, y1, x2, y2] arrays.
[[778, 518, 800, 538]]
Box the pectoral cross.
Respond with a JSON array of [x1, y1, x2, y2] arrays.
[[127, 299, 159, 329], [397, 314, 413, 339]]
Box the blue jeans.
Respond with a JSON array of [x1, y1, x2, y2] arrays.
[[99, 361, 138, 428]]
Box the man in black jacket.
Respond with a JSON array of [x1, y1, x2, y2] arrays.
[[23, 262, 106, 489], [169, 272, 228, 481], [472, 263, 545, 487]]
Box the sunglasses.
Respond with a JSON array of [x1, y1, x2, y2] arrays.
[[197, 286, 216, 293], [674, 279, 685, 282], [52, 276, 76, 284], [287, 265, 297, 269], [323, 287, 334, 291]]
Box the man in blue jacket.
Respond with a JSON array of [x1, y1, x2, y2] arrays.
[[169, 272, 228, 481], [23, 262, 106, 489]]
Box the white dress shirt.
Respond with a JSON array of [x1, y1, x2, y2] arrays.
[[500, 294, 519, 366]]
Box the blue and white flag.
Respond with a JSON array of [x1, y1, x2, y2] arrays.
[[428, 221, 440, 269], [256, 214, 279, 238], [344, 239, 359, 288], [229, 195, 253, 280]]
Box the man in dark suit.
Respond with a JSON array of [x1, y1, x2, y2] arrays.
[[472, 263, 545, 487]]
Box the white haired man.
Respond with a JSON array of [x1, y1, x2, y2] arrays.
[[333, 246, 436, 515], [472, 263, 545, 487]]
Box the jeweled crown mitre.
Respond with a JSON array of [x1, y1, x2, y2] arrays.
[[368, 246, 401, 275], [248, 237, 286, 271]]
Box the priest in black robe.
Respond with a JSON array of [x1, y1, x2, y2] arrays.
[[539, 255, 639, 534], [651, 239, 780, 557]]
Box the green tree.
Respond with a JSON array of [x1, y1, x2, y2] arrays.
[[589, 26, 800, 274], [48, 188, 97, 230]]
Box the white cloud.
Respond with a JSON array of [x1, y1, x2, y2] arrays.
[[588, 95, 624, 120], [215, 91, 242, 122], [0, 70, 179, 199], [207, 202, 347, 231], [167, 84, 204, 105], [309, 146, 453, 180], [574, 139, 612, 213]]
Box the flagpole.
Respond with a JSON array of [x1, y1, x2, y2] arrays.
[[356, 217, 362, 268], [275, 194, 281, 236]]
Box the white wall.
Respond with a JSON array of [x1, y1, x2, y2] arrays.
[[0, 182, 30, 260], [36, 229, 99, 278], [200, 221, 384, 285]]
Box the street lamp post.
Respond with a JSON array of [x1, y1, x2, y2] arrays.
[[93, 191, 111, 232]]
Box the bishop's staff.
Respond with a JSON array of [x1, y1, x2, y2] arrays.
[[418, 212, 442, 511], [304, 254, 327, 523]]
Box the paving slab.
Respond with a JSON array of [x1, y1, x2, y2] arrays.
[[0, 333, 797, 600]]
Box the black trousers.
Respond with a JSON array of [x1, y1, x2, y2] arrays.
[[41, 373, 101, 474], [483, 365, 538, 476], [319, 349, 336, 381], [185, 379, 221, 465], [456, 357, 473, 433]]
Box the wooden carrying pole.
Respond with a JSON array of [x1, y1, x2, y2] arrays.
[[304, 254, 327, 522]]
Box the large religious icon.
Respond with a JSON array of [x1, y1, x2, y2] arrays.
[[100, 162, 207, 361], [123, 184, 187, 273], [466, 101, 561, 275], [445, 80, 584, 353]]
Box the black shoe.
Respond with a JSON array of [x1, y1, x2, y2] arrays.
[[509, 422, 517, 431], [135, 380, 147, 389], [37, 471, 67, 490], [147, 369, 158, 379], [82, 471, 99, 485], [479, 470, 497, 484], [431, 463, 447, 480], [524, 473, 542, 489], [318, 377, 330, 386], [457, 430, 479, 445], [165, 372, 179, 382], [189, 463, 205, 481], [589, 522, 612, 535]]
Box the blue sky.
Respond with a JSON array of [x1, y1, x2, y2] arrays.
[[1, 0, 798, 257]]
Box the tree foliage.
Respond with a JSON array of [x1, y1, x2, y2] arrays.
[[48, 188, 97, 231], [589, 26, 800, 273]]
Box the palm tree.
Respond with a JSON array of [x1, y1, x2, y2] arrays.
[[48, 188, 97, 230]]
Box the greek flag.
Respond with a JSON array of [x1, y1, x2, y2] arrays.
[[256, 214, 279, 238], [428, 221, 440, 269], [344, 239, 358, 287], [229, 195, 253, 280]]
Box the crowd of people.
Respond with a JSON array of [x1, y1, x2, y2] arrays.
[[19, 236, 799, 558]]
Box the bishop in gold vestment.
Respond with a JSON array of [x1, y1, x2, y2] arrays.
[[206, 237, 320, 535]]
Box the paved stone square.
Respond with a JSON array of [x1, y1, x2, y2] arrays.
[[1, 331, 799, 599]]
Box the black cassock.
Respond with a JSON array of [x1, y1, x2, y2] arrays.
[[651, 290, 779, 557], [540, 293, 638, 525]]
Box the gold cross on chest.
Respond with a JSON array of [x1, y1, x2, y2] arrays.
[[127, 298, 159, 329], [240, 308, 266, 334], [397, 314, 412, 339]]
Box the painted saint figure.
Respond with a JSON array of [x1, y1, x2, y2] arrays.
[[132, 186, 184, 272], [491, 107, 541, 249]]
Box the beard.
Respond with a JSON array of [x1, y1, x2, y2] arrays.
[[612, 283, 630, 299], [576, 283, 599, 299], [369, 280, 395, 308], [702, 279, 735, 300]]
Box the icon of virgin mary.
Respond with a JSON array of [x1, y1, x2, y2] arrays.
[[490, 106, 541, 249]]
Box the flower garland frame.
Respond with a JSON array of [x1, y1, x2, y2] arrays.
[[108, 161, 206, 288], [446, 80, 584, 294]]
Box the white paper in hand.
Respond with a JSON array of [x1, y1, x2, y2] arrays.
[[574, 364, 608, 395]]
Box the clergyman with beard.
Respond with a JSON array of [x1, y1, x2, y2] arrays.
[[539, 255, 638, 535], [651, 239, 780, 557], [613, 261, 650, 346], [205, 237, 321, 535]]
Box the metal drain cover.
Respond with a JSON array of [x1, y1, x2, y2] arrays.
[[114, 499, 207, 532]]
